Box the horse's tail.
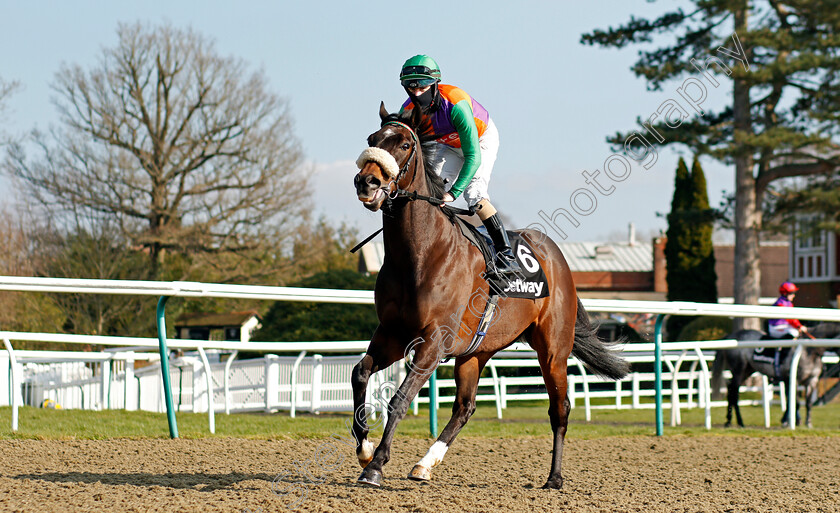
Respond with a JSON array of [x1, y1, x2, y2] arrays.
[[572, 297, 629, 380], [710, 350, 729, 400]]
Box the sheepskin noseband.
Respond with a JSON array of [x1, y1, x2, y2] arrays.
[[356, 147, 399, 179]]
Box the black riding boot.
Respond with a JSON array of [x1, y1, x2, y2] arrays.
[[482, 214, 522, 276]]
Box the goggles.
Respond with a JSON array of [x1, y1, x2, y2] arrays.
[[401, 77, 438, 88], [400, 65, 439, 78]]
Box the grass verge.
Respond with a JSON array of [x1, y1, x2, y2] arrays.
[[2, 398, 839, 440]]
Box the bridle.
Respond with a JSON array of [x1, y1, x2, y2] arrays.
[[380, 120, 421, 199], [350, 119, 473, 254], [378, 121, 472, 214]]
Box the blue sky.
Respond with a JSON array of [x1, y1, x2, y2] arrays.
[[1, 0, 734, 243]]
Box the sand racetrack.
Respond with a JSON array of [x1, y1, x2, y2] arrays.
[[0, 435, 837, 512]]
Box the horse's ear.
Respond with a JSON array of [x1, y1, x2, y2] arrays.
[[409, 104, 422, 130], [379, 101, 389, 121]]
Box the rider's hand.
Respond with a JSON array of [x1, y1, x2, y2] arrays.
[[800, 325, 808, 333], [440, 192, 455, 206]]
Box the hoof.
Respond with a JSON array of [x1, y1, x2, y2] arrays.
[[407, 464, 431, 482], [357, 468, 382, 487], [542, 477, 564, 489]]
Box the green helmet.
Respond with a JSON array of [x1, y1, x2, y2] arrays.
[[400, 55, 441, 88]]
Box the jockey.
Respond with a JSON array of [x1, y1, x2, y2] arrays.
[[398, 54, 522, 276], [768, 281, 807, 339]]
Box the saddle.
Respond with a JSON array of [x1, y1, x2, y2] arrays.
[[753, 334, 793, 379], [451, 216, 550, 300]]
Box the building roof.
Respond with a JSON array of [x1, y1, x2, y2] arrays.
[[358, 240, 654, 274], [557, 241, 653, 272], [174, 310, 260, 328]]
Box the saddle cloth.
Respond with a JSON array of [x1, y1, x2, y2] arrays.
[[453, 216, 550, 299]]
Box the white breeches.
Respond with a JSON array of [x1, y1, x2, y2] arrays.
[[769, 323, 800, 339], [422, 119, 499, 207]]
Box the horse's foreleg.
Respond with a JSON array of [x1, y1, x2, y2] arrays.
[[725, 363, 749, 428], [805, 378, 818, 428], [408, 354, 489, 482], [351, 330, 401, 469], [357, 347, 441, 487]]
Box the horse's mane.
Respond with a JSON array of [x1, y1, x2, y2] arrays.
[[419, 146, 457, 222], [419, 146, 446, 199]]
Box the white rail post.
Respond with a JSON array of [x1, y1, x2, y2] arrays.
[[264, 354, 279, 413], [197, 346, 215, 434], [499, 376, 507, 409], [669, 353, 688, 427], [489, 362, 502, 419], [3, 339, 19, 431], [615, 380, 622, 408], [691, 347, 712, 430], [124, 352, 138, 411], [762, 375, 771, 428], [289, 351, 306, 418], [573, 360, 591, 422], [787, 344, 803, 431], [101, 357, 111, 410], [223, 350, 238, 415], [191, 359, 202, 414], [311, 354, 323, 414], [632, 373, 641, 409]]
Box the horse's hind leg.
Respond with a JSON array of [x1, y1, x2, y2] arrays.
[[531, 327, 573, 489], [408, 353, 491, 482]]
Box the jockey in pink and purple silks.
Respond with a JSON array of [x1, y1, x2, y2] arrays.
[[398, 54, 521, 276], [768, 281, 808, 339]]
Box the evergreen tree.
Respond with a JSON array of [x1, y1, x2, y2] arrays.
[[665, 157, 718, 340], [665, 158, 691, 299], [688, 157, 718, 304], [582, 1, 840, 329]]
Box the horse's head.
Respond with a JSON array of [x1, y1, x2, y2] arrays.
[[353, 102, 422, 212]]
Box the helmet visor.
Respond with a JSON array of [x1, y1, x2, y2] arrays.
[[401, 77, 438, 88], [400, 65, 438, 77]]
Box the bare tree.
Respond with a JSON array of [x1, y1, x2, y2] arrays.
[[0, 77, 20, 145], [5, 23, 307, 277], [0, 77, 17, 106]]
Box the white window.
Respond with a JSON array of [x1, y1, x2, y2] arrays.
[[791, 215, 831, 281]]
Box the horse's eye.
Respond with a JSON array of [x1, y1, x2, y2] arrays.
[[401, 143, 410, 150]]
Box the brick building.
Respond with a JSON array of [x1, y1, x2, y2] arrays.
[[786, 215, 840, 308]]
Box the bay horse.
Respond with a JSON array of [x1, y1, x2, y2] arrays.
[[711, 325, 838, 428], [350, 103, 629, 489]]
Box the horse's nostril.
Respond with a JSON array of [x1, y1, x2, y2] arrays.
[[354, 174, 361, 187], [365, 175, 381, 188]]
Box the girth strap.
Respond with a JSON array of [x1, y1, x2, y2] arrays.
[[461, 294, 500, 357]]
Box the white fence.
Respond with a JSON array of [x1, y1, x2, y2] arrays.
[[5, 333, 837, 434], [2, 275, 840, 435]]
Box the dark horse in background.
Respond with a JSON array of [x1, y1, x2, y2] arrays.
[[350, 104, 628, 489], [711, 323, 840, 428]]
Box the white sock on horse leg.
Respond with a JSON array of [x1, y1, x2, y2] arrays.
[[418, 441, 448, 469]]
